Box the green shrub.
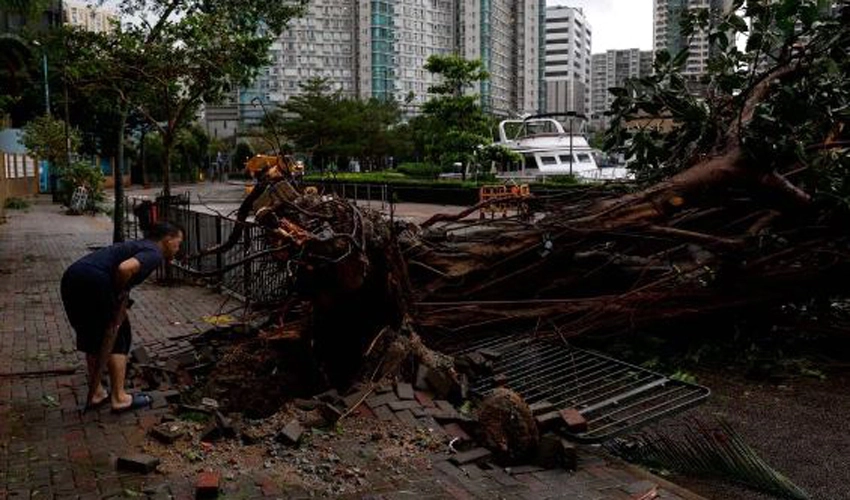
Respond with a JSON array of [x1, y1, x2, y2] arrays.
[[59, 161, 105, 211], [396, 162, 442, 179], [4, 197, 30, 210], [540, 174, 579, 185]]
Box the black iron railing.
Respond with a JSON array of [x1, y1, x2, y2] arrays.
[[124, 193, 288, 306]]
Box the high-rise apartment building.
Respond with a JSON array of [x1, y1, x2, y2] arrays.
[[542, 6, 591, 116], [222, 0, 542, 132], [454, 0, 541, 115], [64, 0, 117, 33], [653, 0, 733, 77], [590, 49, 653, 128]]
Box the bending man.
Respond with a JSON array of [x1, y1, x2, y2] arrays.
[[61, 222, 183, 412]]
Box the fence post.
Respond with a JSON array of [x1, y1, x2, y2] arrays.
[[242, 226, 252, 305], [215, 216, 223, 293]]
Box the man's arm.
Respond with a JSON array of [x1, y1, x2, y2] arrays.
[[115, 257, 141, 292]]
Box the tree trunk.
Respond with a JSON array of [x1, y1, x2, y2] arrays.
[[140, 128, 148, 188], [162, 134, 173, 199], [112, 108, 127, 243]]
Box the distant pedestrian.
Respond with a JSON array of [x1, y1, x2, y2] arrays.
[[60, 222, 184, 412]]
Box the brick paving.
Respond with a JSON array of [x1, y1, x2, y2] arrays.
[[0, 197, 703, 499]]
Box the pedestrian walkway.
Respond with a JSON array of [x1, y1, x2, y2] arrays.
[[0, 197, 702, 499], [0, 199, 229, 499]]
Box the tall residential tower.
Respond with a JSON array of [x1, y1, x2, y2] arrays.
[[653, 0, 733, 77], [542, 6, 591, 116]]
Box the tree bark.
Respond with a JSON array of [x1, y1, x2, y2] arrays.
[[162, 133, 173, 199]]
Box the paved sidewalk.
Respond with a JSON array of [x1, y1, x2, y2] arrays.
[[0, 199, 229, 499], [0, 198, 702, 499]]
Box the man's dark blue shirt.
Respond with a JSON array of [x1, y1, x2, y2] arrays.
[[72, 239, 163, 291]]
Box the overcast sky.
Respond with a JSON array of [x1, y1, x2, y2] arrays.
[[548, 0, 654, 53]]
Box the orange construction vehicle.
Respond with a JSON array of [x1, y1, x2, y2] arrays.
[[244, 154, 305, 194]]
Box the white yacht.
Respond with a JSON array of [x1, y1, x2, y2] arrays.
[[495, 114, 632, 182]]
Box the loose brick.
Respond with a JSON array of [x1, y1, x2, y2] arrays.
[[535, 411, 562, 431], [276, 419, 303, 446], [195, 471, 220, 499], [149, 424, 185, 444], [559, 408, 588, 433], [395, 382, 415, 400], [443, 422, 471, 442], [434, 400, 456, 412], [116, 454, 160, 474], [449, 447, 492, 466], [414, 390, 435, 407], [395, 409, 419, 427], [365, 392, 398, 409], [373, 405, 397, 422], [388, 400, 420, 411]]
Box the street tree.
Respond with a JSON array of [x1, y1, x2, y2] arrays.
[[418, 54, 493, 177], [63, 0, 306, 240], [20, 113, 79, 168]]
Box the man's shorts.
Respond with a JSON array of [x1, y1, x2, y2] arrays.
[[60, 264, 132, 355]]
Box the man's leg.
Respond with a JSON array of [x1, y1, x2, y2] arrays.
[[107, 354, 132, 409], [85, 354, 109, 405]]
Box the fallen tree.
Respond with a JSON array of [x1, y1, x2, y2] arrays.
[[186, 1, 850, 394]]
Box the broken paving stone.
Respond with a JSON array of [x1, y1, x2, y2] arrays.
[[341, 389, 369, 410], [443, 423, 471, 442], [372, 405, 397, 422], [276, 419, 304, 446], [195, 471, 220, 499], [130, 347, 151, 365], [388, 400, 420, 411], [535, 411, 562, 432], [116, 454, 160, 474], [434, 400, 456, 412], [366, 392, 398, 409], [559, 408, 588, 433], [318, 402, 343, 424], [528, 401, 555, 416], [395, 382, 415, 400], [450, 448, 492, 466], [149, 424, 185, 444], [394, 409, 419, 427], [314, 389, 343, 406], [375, 383, 393, 394], [414, 391, 435, 408]]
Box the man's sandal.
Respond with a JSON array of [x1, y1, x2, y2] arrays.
[[111, 393, 153, 414]]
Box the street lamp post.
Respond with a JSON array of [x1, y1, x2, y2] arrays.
[[32, 41, 50, 116]]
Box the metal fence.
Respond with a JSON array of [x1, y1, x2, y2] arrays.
[[125, 193, 288, 306]]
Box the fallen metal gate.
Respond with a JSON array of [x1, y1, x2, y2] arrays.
[[449, 333, 710, 443]]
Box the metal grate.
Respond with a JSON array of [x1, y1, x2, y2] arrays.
[[451, 333, 710, 443]]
